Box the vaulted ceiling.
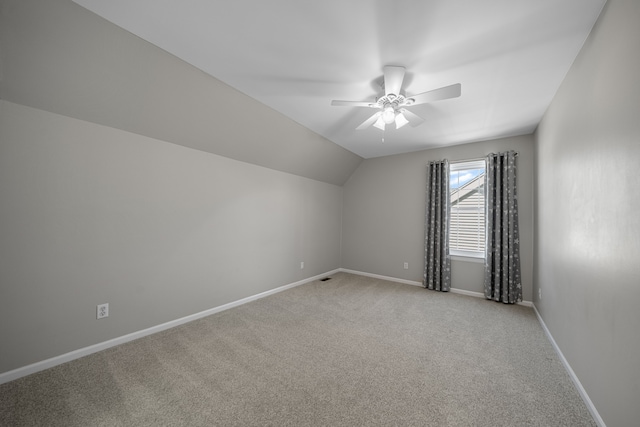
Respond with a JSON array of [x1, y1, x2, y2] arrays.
[[73, 0, 605, 159]]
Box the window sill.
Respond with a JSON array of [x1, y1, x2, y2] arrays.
[[450, 254, 485, 264]]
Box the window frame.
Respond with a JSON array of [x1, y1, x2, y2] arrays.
[[449, 159, 487, 260]]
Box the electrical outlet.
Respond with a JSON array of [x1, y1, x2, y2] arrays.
[[403, 262, 409, 270], [300, 261, 304, 269], [97, 303, 109, 319], [538, 288, 542, 300]]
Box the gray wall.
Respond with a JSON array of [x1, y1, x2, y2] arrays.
[[0, 100, 343, 374], [341, 135, 534, 301], [0, 0, 362, 186], [534, 0, 640, 425], [0, 0, 354, 375], [3, 1, 638, 425]]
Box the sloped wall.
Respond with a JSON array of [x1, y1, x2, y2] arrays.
[[0, 0, 352, 375], [0, 0, 362, 186]]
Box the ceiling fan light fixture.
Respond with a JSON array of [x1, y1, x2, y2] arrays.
[[373, 116, 386, 130], [395, 112, 409, 129], [382, 106, 396, 124]]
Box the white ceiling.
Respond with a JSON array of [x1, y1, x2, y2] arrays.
[[73, 0, 605, 159]]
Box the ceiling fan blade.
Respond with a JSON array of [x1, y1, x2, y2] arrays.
[[331, 100, 377, 108], [408, 83, 461, 106], [356, 112, 382, 130], [383, 66, 405, 97], [399, 108, 425, 127]]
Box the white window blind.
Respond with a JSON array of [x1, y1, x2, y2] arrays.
[[449, 160, 486, 257]]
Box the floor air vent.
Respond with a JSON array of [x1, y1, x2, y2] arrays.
[[320, 277, 331, 282]]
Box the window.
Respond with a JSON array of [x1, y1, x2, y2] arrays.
[[449, 160, 486, 258]]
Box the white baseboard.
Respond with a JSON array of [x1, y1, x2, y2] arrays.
[[338, 268, 533, 307], [0, 269, 340, 385], [532, 304, 605, 427], [449, 288, 484, 298], [338, 268, 423, 287]]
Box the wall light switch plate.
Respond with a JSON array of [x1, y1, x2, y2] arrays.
[[403, 262, 409, 269]]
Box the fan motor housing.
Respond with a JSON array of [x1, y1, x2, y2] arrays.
[[376, 94, 412, 110]]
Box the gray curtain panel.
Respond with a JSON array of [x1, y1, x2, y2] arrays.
[[484, 151, 522, 303], [424, 160, 451, 292]]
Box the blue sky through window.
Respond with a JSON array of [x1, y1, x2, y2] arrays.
[[450, 168, 484, 189]]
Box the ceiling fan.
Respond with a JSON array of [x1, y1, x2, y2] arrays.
[[331, 66, 461, 131]]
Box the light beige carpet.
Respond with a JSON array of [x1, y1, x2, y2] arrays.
[[0, 272, 595, 426]]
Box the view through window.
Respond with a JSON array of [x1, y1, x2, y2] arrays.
[[450, 160, 486, 257]]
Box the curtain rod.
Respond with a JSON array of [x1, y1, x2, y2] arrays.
[[450, 152, 519, 164], [450, 157, 486, 164]]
